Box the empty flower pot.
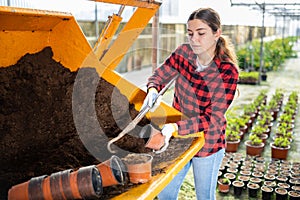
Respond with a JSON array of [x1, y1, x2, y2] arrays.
[[8, 181, 30, 200], [261, 185, 274, 200], [8, 174, 48, 200], [76, 165, 102, 199], [97, 155, 127, 187], [123, 153, 153, 184], [139, 124, 164, 150]]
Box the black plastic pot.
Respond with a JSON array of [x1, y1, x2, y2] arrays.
[[227, 167, 238, 174], [264, 173, 276, 182], [224, 173, 236, 183], [218, 170, 222, 179], [233, 180, 244, 197], [240, 170, 252, 176], [264, 180, 277, 189], [247, 182, 260, 198], [276, 175, 288, 183], [261, 185, 273, 200], [275, 187, 288, 200], [278, 182, 290, 191], [252, 171, 264, 179], [292, 185, 300, 192], [288, 190, 300, 200], [238, 175, 250, 190], [250, 177, 263, 186], [290, 178, 300, 186]]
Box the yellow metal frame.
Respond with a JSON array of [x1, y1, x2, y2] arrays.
[[112, 136, 204, 200], [92, 0, 161, 9]]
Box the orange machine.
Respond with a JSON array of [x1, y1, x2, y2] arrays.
[[0, 1, 204, 199]]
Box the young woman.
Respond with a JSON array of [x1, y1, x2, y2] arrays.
[[141, 7, 239, 199]]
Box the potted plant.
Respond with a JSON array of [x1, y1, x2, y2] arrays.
[[277, 120, 294, 133], [250, 124, 268, 144], [271, 137, 291, 160], [267, 98, 280, 119], [225, 128, 241, 153], [218, 177, 231, 193], [243, 103, 258, 121], [245, 134, 265, 156]]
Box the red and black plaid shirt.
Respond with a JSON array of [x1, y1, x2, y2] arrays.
[[147, 43, 239, 157]]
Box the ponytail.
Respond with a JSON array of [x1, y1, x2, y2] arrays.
[[215, 35, 239, 70]]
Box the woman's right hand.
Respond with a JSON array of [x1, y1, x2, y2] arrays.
[[140, 88, 162, 112]]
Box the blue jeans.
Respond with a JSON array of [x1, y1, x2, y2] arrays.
[[157, 149, 225, 200]]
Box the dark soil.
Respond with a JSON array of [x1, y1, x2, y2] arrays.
[[0, 47, 193, 199]]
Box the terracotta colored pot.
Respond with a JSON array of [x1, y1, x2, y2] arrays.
[[218, 178, 231, 193], [123, 153, 153, 184], [8, 175, 48, 200], [30, 175, 49, 199], [271, 143, 290, 160], [226, 139, 240, 153], [139, 124, 164, 150], [245, 140, 264, 156], [8, 181, 29, 200], [76, 165, 102, 199], [97, 155, 127, 187]]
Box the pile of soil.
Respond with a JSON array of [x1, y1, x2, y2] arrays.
[[0, 47, 193, 199]]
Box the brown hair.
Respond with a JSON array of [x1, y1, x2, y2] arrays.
[[188, 8, 239, 68]]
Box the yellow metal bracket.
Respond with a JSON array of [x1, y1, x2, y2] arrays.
[[92, 0, 160, 70]]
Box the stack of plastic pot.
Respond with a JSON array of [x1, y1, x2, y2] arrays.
[[8, 165, 102, 200]]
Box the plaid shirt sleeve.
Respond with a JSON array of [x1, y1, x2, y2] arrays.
[[147, 44, 239, 157]]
